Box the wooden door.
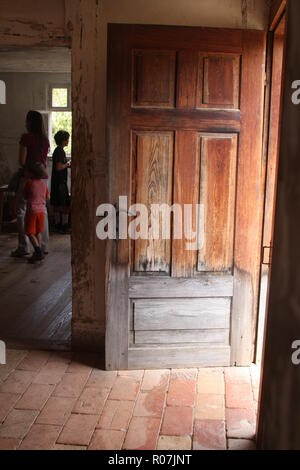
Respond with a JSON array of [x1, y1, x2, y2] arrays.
[[106, 25, 266, 370]]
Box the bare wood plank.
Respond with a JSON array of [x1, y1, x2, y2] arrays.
[[129, 275, 234, 298], [69, 0, 106, 353], [112, 24, 243, 53], [128, 346, 230, 369], [269, 0, 287, 31], [176, 51, 198, 109], [134, 298, 230, 331], [106, 24, 133, 369], [198, 134, 238, 272], [135, 329, 229, 345], [231, 30, 266, 366], [0, 19, 70, 47], [256, 15, 286, 365], [130, 109, 240, 133], [172, 131, 200, 277], [133, 132, 173, 273]]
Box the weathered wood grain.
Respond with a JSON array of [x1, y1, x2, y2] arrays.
[[128, 345, 231, 369], [256, 15, 286, 364], [67, 0, 106, 353], [133, 132, 173, 273], [172, 130, 200, 277], [133, 298, 231, 330], [198, 134, 238, 273], [231, 30, 266, 365], [199, 54, 241, 109], [129, 275, 234, 298], [134, 329, 229, 345], [132, 50, 176, 108]]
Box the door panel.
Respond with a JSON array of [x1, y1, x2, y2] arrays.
[[106, 25, 266, 370], [200, 54, 241, 109], [132, 50, 176, 108], [198, 134, 238, 273], [132, 131, 173, 273]]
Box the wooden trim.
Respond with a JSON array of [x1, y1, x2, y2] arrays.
[[269, 0, 287, 31], [0, 19, 70, 48], [129, 275, 233, 298], [230, 30, 267, 366], [130, 109, 241, 133], [128, 346, 230, 369]]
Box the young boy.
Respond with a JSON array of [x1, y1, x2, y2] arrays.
[[50, 130, 71, 234], [24, 163, 50, 263]]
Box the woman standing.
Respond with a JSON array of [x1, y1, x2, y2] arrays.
[[11, 111, 50, 258]]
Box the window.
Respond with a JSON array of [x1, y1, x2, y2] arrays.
[[52, 88, 68, 108], [48, 85, 72, 155]]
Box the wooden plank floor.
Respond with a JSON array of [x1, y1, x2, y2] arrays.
[[0, 232, 71, 351]]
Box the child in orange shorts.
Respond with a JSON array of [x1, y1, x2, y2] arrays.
[[24, 163, 50, 263]]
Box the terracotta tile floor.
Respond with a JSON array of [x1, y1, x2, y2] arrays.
[[0, 349, 260, 450]]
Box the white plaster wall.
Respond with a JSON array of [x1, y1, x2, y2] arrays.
[[0, 72, 70, 186]]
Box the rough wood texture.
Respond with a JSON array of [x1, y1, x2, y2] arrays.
[[133, 132, 173, 273], [107, 24, 266, 370], [128, 346, 231, 369], [0, 0, 70, 47], [129, 275, 234, 298], [172, 131, 200, 277], [132, 50, 176, 108], [198, 134, 238, 273], [0, 234, 71, 350], [230, 30, 266, 366], [134, 329, 229, 345], [256, 16, 286, 364], [199, 54, 241, 109], [258, 1, 300, 450], [66, 0, 105, 352], [133, 298, 230, 330]]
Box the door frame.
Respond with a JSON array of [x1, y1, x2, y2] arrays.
[[255, 5, 287, 365]]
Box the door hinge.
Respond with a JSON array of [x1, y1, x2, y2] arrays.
[[262, 245, 272, 266]]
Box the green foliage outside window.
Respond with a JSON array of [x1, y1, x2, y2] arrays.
[[52, 88, 68, 108]]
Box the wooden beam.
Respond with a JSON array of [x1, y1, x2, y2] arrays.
[[269, 0, 287, 31], [66, 0, 106, 352]]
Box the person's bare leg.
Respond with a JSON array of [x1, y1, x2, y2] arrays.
[[28, 234, 39, 249], [28, 233, 44, 263], [37, 233, 42, 248]]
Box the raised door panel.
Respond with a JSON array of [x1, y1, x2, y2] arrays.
[[197, 54, 241, 109], [198, 134, 238, 273], [132, 50, 176, 108], [132, 131, 174, 273]]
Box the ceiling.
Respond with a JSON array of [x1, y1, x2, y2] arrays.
[[0, 47, 71, 73]]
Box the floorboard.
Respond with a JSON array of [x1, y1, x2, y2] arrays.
[[0, 232, 71, 351]]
